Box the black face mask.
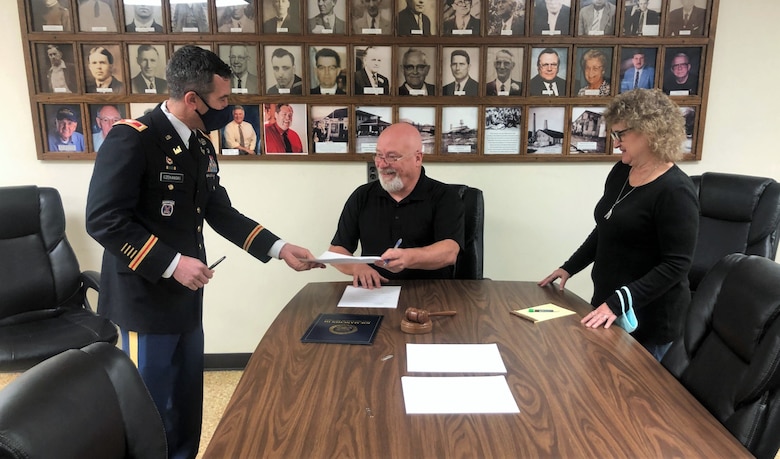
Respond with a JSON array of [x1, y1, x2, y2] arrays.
[[194, 92, 231, 131]]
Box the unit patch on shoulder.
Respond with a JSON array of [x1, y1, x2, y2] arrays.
[[115, 119, 148, 132]]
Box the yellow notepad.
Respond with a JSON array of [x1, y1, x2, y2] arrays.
[[510, 303, 576, 323]]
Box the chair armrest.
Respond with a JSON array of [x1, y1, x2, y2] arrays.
[[79, 270, 101, 311]]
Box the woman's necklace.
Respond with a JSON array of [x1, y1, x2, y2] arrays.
[[604, 163, 661, 220], [604, 177, 634, 220]]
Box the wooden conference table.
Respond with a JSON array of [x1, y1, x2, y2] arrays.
[[204, 280, 749, 458]]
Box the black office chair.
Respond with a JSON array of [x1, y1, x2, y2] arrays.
[[450, 184, 484, 280], [0, 342, 167, 458], [662, 253, 780, 459], [0, 185, 118, 372], [689, 172, 780, 293]]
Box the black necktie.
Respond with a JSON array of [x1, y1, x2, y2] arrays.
[[188, 131, 200, 159], [500, 83, 505, 92], [282, 131, 292, 152], [371, 17, 376, 28], [237, 77, 242, 89]]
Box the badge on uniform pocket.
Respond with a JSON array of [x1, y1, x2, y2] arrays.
[[161, 200, 175, 217]]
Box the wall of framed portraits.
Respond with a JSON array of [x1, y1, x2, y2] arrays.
[[18, 0, 718, 162]]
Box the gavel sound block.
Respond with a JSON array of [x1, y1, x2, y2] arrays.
[[400, 307, 457, 334]]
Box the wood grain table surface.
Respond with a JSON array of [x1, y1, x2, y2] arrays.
[[204, 280, 750, 458]]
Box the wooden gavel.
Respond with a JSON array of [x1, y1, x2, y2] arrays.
[[404, 307, 457, 324]]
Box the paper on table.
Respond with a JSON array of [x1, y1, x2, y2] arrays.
[[298, 250, 382, 265], [337, 285, 401, 309], [401, 375, 520, 414], [406, 343, 507, 373]]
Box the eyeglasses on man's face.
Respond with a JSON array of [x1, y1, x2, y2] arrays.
[[403, 64, 429, 73], [539, 62, 559, 69], [610, 127, 632, 142], [374, 153, 405, 164]]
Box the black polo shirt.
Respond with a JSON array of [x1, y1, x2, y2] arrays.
[[331, 168, 465, 279]]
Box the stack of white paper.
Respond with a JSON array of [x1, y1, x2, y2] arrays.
[[402, 343, 520, 414]]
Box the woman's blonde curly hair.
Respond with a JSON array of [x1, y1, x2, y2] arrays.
[[603, 88, 686, 162]]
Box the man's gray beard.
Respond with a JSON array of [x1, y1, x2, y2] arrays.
[[379, 171, 403, 193]]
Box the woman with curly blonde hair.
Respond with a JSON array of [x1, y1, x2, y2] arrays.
[[540, 89, 699, 361]]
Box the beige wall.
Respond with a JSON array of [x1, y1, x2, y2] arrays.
[[2, 1, 778, 353]]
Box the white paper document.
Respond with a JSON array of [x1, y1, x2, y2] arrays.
[[299, 251, 382, 265], [337, 285, 401, 309], [406, 343, 507, 373], [401, 376, 520, 414]]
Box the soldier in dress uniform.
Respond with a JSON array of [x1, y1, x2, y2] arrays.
[[85, 45, 323, 459]]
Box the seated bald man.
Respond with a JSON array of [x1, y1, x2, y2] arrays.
[[329, 122, 465, 288]]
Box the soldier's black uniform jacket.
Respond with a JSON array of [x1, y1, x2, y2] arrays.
[[86, 104, 279, 334]]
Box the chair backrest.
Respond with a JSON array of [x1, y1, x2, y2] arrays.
[[662, 253, 780, 459], [0, 185, 81, 320], [0, 185, 118, 372], [0, 342, 167, 459], [450, 184, 484, 280], [689, 172, 780, 292]]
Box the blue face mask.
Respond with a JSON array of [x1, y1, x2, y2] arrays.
[[194, 92, 231, 131]]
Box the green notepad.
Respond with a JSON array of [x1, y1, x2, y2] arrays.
[[301, 313, 383, 345]]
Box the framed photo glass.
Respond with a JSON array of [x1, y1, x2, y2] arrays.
[[573, 46, 613, 96], [216, 0, 257, 32], [526, 106, 565, 154], [35, 43, 79, 94], [124, 1, 163, 32], [264, 103, 309, 154], [398, 106, 436, 153], [354, 46, 392, 95], [441, 47, 480, 96], [662, 46, 702, 96], [576, 0, 616, 36], [310, 105, 349, 153], [128, 44, 168, 94], [351, 0, 392, 34], [82, 44, 125, 94], [42, 103, 85, 152], [220, 104, 261, 155], [264, 45, 304, 95], [170, 1, 210, 32], [441, 106, 478, 154], [219, 44, 260, 94], [355, 106, 393, 153], [78, 0, 118, 32], [487, 0, 525, 36], [262, 0, 302, 33], [570, 106, 607, 154], [442, 0, 481, 36], [88, 103, 126, 152], [397, 46, 436, 96], [307, 0, 346, 34], [621, 0, 661, 37], [484, 106, 522, 154], [485, 47, 524, 96], [309, 46, 348, 95], [31, 0, 74, 32]]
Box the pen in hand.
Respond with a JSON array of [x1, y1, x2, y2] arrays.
[[383, 238, 403, 266], [208, 256, 226, 270]]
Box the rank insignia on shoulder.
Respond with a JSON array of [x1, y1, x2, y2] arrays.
[[161, 200, 175, 217], [115, 119, 148, 132]]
